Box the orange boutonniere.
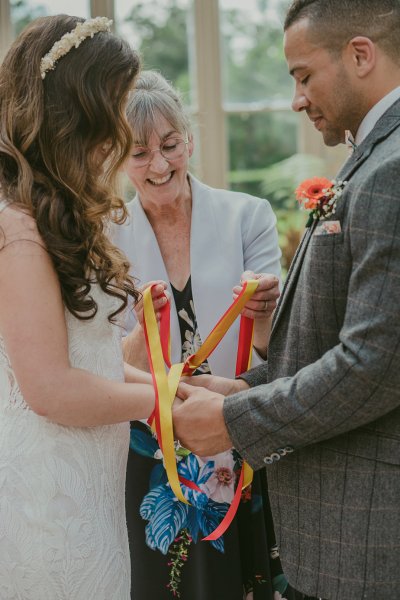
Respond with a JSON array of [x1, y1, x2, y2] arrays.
[[295, 176, 346, 227]]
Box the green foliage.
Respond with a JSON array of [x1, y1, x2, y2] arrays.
[[230, 153, 328, 273], [261, 153, 327, 272], [228, 111, 298, 174], [221, 5, 292, 103], [124, 0, 190, 96], [10, 0, 46, 35], [122, 0, 299, 177], [260, 153, 327, 208], [123, 0, 295, 154]]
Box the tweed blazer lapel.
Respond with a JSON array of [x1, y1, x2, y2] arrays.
[[272, 97, 400, 336], [337, 96, 400, 180], [271, 219, 317, 330]]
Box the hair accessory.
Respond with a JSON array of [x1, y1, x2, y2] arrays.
[[40, 16, 113, 80]]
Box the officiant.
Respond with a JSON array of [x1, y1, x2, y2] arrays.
[[113, 70, 305, 600]]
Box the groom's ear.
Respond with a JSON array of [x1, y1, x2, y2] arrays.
[[346, 36, 376, 78]]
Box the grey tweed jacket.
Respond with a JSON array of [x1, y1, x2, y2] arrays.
[[224, 98, 400, 600]]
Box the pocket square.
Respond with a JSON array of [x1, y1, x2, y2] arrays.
[[315, 220, 342, 236]]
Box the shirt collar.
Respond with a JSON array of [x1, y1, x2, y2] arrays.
[[355, 85, 400, 146]]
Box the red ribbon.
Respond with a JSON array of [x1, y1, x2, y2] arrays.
[[142, 280, 257, 538]]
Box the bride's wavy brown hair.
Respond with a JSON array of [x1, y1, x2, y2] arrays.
[[0, 14, 140, 320]]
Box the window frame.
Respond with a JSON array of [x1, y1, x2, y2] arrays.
[[0, 0, 346, 186]]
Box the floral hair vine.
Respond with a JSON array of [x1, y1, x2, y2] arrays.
[[295, 176, 347, 227], [40, 16, 113, 80]]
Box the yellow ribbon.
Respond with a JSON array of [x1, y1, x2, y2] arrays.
[[143, 279, 258, 506]]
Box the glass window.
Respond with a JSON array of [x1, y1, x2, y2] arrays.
[[115, 0, 195, 199], [219, 0, 293, 105], [10, 0, 90, 35], [228, 110, 308, 275], [219, 1, 306, 272], [115, 0, 191, 97], [227, 110, 297, 197]]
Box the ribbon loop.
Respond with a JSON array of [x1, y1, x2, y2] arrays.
[[142, 279, 257, 538]]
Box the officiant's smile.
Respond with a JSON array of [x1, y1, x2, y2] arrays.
[[124, 114, 193, 212]]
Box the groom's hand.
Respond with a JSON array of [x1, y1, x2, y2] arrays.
[[173, 383, 233, 455]]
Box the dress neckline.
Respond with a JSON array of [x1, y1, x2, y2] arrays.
[[170, 276, 191, 295]]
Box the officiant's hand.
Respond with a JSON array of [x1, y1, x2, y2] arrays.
[[233, 271, 280, 320], [234, 271, 280, 359], [134, 280, 169, 324], [173, 382, 232, 455]]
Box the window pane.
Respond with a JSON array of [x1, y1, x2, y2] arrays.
[[228, 110, 305, 273], [228, 110, 297, 181], [219, 0, 293, 105], [10, 0, 90, 34], [115, 0, 191, 98]]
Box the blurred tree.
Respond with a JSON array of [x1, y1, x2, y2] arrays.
[[260, 153, 328, 272], [221, 3, 292, 103], [124, 0, 190, 96], [10, 0, 46, 35], [123, 0, 296, 175], [228, 111, 297, 174], [122, 0, 306, 269]]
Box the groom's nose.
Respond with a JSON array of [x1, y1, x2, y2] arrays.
[[292, 87, 310, 112]]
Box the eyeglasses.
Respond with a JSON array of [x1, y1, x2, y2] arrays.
[[130, 137, 189, 167]]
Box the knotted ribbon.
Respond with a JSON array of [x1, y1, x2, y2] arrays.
[[142, 280, 258, 539]]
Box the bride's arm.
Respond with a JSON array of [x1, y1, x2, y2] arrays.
[[124, 362, 152, 384], [0, 209, 154, 427]]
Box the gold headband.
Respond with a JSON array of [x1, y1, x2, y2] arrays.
[[40, 16, 113, 80]]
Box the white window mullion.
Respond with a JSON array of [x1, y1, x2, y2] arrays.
[[0, 0, 13, 63], [90, 0, 114, 23], [192, 0, 226, 189]]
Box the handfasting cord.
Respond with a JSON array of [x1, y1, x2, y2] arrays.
[[142, 280, 258, 536]]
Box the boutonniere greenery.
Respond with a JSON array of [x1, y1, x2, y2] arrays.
[[295, 176, 346, 227]]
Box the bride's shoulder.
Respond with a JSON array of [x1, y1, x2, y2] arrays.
[[0, 199, 44, 249]]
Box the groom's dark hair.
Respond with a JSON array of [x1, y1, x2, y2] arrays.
[[284, 0, 400, 63]]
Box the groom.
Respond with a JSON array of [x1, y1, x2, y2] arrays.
[[174, 1, 400, 598]]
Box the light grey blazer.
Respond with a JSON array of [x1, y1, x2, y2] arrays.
[[224, 98, 400, 599], [113, 174, 281, 377]]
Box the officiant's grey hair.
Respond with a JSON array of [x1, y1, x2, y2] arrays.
[[125, 71, 191, 145]]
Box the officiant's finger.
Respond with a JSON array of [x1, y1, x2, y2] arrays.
[[239, 270, 277, 286], [233, 288, 279, 310], [240, 271, 279, 293], [233, 290, 278, 315], [133, 281, 168, 325], [233, 277, 279, 299], [139, 279, 167, 292], [239, 301, 277, 320]]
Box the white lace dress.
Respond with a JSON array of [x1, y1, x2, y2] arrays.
[[0, 277, 131, 599]]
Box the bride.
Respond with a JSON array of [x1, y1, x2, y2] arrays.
[[0, 15, 156, 600]]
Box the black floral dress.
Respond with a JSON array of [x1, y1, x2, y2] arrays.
[[126, 277, 320, 600]]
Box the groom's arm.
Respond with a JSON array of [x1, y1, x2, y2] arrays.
[[224, 155, 400, 470]]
